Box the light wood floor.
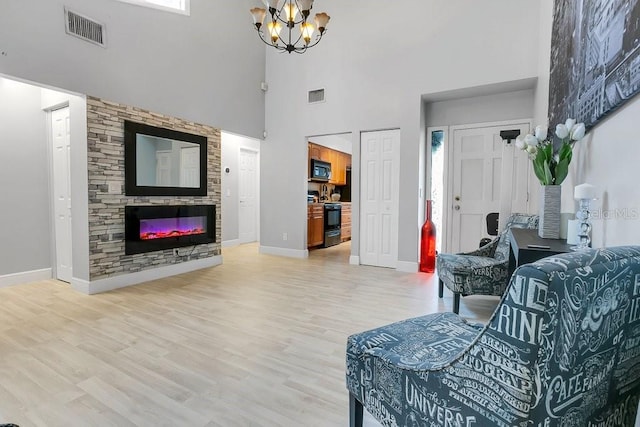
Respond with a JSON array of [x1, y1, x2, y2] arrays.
[[0, 242, 498, 427]]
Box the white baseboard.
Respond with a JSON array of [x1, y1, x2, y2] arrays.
[[259, 245, 308, 259], [349, 255, 360, 265], [0, 268, 52, 288], [71, 256, 222, 295], [396, 260, 419, 273], [222, 239, 241, 248]]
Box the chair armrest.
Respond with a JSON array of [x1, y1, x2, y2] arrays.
[[460, 237, 499, 258]]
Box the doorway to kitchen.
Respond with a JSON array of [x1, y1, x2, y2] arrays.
[[306, 132, 353, 260]]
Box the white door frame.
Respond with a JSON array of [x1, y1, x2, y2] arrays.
[[444, 119, 532, 253], [46, 104, 73, 283], [238, 147, 260, 244]]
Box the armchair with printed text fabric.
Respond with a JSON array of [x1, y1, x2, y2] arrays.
[[346, 246, 640, 427], [436, 213, 539, 313]]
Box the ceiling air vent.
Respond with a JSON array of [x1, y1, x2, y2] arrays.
[[64, 8, 106, 47], [308, 88, 325, 104]]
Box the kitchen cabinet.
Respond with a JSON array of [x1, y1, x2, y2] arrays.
[[332, 152, 347, 185], [341, 202, 352, 242], [307, 203, 324, 248], [309, 143, 330, 161], [309, 143, 322, 161], [308, 142, 351, 185]]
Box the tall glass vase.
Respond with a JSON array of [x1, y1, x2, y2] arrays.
[[419, 200, 437, 273], [538, 185, 561, 239]]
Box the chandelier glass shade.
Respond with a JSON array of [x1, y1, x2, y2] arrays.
[[250, 0, 330, 54]]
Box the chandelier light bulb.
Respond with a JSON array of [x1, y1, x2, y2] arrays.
[[301, 22, 315, 44], [267, 21, 282, 43], [284, 2, 298, 23]]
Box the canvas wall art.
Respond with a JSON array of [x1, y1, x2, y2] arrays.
[[548, 0, 640, 130]]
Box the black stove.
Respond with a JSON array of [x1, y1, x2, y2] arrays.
[[323, 203, 342, 247]]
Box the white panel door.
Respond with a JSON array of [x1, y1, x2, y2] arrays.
[[180, 146, 200, 187], [449, 122, 530, 253], [51, 107, 72, 283], [155, 151, 172, 186], [239, 148, 259, 243], [360, 129, 400, 268]]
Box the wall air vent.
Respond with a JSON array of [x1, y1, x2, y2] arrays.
[[64, 8, 107, 47], [308, 88, 325, 104]]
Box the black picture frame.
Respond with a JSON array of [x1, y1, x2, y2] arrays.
[[548, 0, 640, 131], [124, 120, 208, 196]]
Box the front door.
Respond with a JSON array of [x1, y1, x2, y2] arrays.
[[360, 129, 400, 268], [51, 107, 72, 283], [447, 121, 530, 253]]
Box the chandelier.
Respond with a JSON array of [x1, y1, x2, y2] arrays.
[[250, 0, 330, 54]]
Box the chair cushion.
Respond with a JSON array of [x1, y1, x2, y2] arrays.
[[346, 313, 483, 425]]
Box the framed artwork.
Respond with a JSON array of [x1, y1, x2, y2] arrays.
[[548, 0, 640, 130]]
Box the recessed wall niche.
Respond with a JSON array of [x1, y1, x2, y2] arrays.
[[86, 96, 221, 281]]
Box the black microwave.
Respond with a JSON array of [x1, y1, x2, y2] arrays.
[[310, 159, 331, 181]]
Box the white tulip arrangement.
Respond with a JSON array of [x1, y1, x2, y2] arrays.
[[515, 118, 586, 186]]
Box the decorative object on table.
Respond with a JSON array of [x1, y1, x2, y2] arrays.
[[549, 0, 640, 132], [566, 219, 580, 245], [515, 118, 585, 238], [347, 246, 640, 427], [572, 183, 596, 250], [419, 200, 436, 273], [250, 0, 330, 54], [559, 212, 574, 239]]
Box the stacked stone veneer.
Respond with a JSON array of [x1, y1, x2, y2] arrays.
[[86, 96, 221, 280]]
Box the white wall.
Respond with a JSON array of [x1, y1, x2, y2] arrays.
[[221, 131, 261, 244], [261, 0, 542, 263], [424, 89, 535, 127], [0, 78, 52, 276], [0, 0, 265, 140]]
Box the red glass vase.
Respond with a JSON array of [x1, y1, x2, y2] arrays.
[[419, 200, 437, 273]]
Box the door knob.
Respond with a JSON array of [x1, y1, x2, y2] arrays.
[[454, 196, 461, 201], [454, 205, 460, 210]]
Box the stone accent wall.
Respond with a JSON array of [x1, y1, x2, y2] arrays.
[[86, 96, 221, 280]]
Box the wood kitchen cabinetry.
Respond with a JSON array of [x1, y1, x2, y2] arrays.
[[308, 142, 350, 186], [341, 202, 352, 241], [307, 203, 324, 248]]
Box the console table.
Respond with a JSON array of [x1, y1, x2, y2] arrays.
[[508, 228, 572, 274]]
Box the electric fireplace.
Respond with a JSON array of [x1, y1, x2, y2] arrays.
[[125, 205, 215, 255]]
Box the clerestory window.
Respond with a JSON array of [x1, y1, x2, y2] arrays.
[[114, 0, 190, 15]]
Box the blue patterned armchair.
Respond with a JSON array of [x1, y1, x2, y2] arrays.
[[437, 213, 539, 313], [346, 246, 640, 426]]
